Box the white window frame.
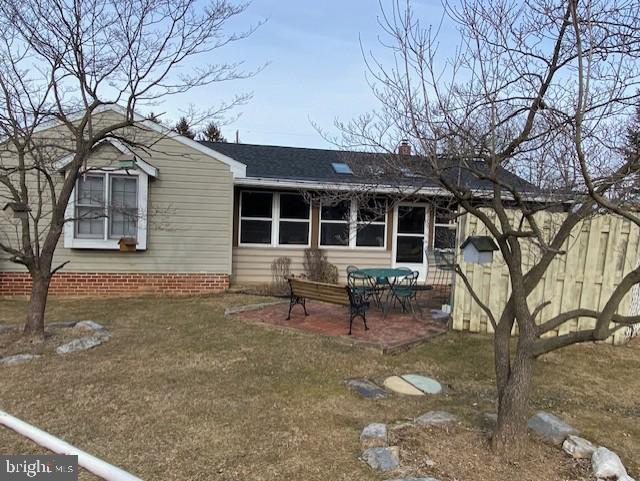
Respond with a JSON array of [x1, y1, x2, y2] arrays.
[[238, 191, 311, 248], [319, 199, 351, 248], [355, 198, 387, 249], [277, 192, 312, 247], [432, 205, 458, 251], [73, 173, 107, 239], [108, 174, 139, 240], [319, 199, 387, 250], [64, 169, 149, 250]]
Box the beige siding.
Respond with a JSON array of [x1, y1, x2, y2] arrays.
[[232, 247, 392, 284], [452, 212, 640, 344], [0, 109, 234, 274]]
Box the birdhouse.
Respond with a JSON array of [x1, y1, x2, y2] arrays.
[[3, 202, 31, 220], [118, 237, 137, 252], [460, 235, 498, 264]]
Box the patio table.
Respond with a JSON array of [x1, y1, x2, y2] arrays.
[[354, 268, 413, 316]]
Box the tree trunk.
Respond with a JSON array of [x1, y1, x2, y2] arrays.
[[491, 344, 535, 453], [22, 272, 51, 341]]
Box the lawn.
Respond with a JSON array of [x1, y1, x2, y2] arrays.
[[0, 293, 638, 480]]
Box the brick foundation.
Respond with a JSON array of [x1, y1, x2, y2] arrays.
[[0, 272, 230, 297]]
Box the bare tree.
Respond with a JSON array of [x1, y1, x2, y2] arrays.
[[339, 0, 640, 452], [0, 0, 258, 341]]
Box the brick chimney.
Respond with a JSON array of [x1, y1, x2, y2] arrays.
[[398, 139, 411, 156]]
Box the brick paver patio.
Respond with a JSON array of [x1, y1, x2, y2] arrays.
[[235, 296, 448, 353]]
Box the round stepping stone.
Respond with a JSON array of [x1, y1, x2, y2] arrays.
[[383, 376, 424, 396], [401, 374, 443, 394]]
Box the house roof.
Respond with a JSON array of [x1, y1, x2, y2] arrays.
[[31, 105, 246, 178], [200, 141, 536, 193], [460, 235, 499, 252]]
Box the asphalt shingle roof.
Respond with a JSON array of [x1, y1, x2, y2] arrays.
[[460, 236, 499, 252], [200, 141, 536, 192]]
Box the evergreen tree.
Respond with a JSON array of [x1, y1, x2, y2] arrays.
[[626, 103, 640, 160], [200, 121, 226, 142], [174, 116, 196, 139], [145, 111, 163, 124]]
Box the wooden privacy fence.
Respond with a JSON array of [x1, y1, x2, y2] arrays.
[[451, 211, 640, 344]]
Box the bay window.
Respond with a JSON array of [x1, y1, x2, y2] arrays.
[[75, 175, 105, 238], [64, 169, 149, 250], [109, 176, 138, 238]]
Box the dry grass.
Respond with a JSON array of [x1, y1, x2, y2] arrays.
[[392, 423, 593, 481], [0, 294, 638, 480]]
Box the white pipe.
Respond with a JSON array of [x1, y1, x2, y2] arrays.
[[0, 410, 143, 481]]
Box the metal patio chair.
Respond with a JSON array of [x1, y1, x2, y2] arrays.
[[347, 270, 380, 308], [346, 265, 360, 276], [390, 270, 419, 313]]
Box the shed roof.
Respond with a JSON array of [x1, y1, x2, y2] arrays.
[[460, 236, 499, 252]]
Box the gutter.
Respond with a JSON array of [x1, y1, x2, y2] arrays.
[[233, 176, 451, 196], [233, 176, 558, 203]]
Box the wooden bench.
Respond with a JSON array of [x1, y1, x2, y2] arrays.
[[286, 277, 370, 335]]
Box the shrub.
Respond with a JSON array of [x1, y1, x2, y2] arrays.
[[303, 248, 338, 284], [271, 256, 291, 293]]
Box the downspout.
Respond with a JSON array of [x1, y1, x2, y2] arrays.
[[0, 410, 143, 481]]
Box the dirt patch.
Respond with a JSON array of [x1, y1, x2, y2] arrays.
[[390, 423, 593, 481]]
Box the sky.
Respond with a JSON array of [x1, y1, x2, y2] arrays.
[[157, 0, 451, 149]]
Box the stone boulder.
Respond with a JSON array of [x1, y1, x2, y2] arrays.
[[73, 320, 107, 332], [0, 324, 16, 334], [47, 321, 79, 329], [562, 435, 596, 459], [346, 378, 389, 399], [56, 335, 110, 355], [618, 475, 637, 481], [592, 447, 629, 480], [361, 446, 400, 472], [0, 353, 41, 366], [482, 412, 498, 425], [527, 411, 577, 444], [360, 423, 388, 449], [415, 411, 458, 426]]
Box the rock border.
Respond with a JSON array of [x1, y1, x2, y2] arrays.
[[528, 411, 636, 481], [356, 410, 635, 481], [1, 321, 113, 365]]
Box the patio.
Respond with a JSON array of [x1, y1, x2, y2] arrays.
[[233, 289, 449, 353]]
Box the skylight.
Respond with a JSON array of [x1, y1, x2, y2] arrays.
[[332, 162, 353, 174], [400, 166, 421, 178]]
